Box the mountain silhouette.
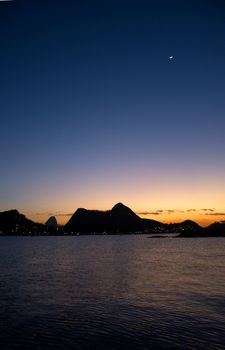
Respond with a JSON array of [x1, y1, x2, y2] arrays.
[[178, 221, 225, 237], [65, 202, 161, 233], [110, 202, 140, 219], [45, 216, 58, 228], [0, 209, 45, 235], [0, 204, 224, 236], [167, 220, 201, 233]]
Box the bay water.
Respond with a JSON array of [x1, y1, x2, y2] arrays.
[[0, 236, 225, 349]]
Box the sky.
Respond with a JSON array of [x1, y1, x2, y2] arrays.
[[0, 0, 225, 226]]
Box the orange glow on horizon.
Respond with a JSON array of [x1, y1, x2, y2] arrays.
[[4, 175, 225, 228], [26, 205, 225, 228]]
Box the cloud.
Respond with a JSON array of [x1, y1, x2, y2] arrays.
[[55, 213, 73, 217], [138, 209, 184, 215], [205, 212, 225, 216], [201, 209, 215, 212], [138, 211, 161, 215], [35, 212, 52, 216], [35, 212, 73, 217], [187, 209, 196, 212]]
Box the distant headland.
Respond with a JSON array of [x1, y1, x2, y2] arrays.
[[0, 203, 225, 237]]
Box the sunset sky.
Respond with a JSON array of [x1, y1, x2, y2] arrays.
[[1, 0, 225, 226]]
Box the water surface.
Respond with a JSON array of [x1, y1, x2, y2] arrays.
[[0, 236, 225, 349]]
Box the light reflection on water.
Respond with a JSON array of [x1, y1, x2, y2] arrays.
[[0, 236, 225, 349]]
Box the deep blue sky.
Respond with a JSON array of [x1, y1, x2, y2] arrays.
[[1, 0, 225, 224]]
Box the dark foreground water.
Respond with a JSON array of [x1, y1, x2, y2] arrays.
[[0, 236, 225, 350]]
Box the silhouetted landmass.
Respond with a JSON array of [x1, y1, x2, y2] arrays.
[[45, 216, 58, 229], [0, 210, 58, 235], [65, 203, 147, 233], [0, 203, 225, 237], [205, 222, 225, 236], [65, 203, 169, 234], [0, 210, 45, 235], [178, 221, 225, 238]]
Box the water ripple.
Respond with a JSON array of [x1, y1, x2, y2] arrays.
[[0, 236, 225, 349]]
